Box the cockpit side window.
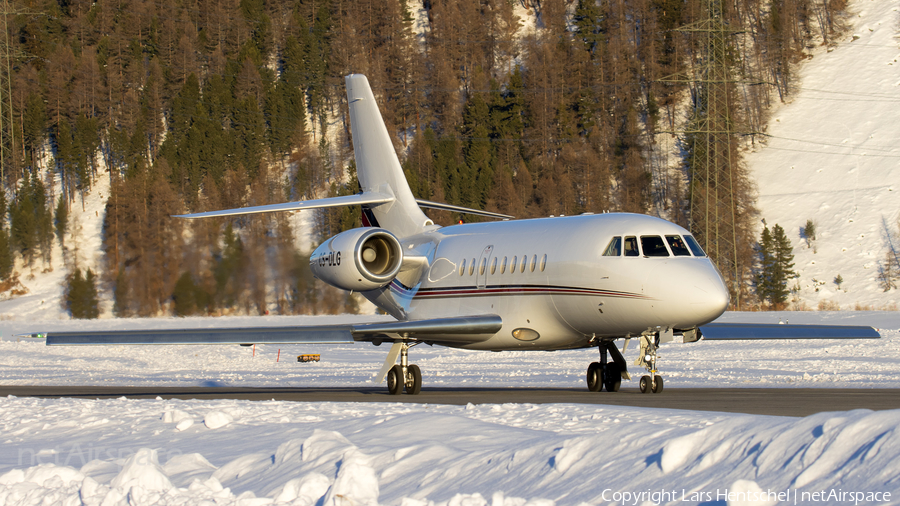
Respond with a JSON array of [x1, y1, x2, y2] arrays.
[[624, 236, 640, 257], [641, 236, 670, 257], [684, 235, 707, 257], [666, 235, 692, 256], [602, 237, 622, 256]]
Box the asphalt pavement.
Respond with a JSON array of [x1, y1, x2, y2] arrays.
[[1, 386, 897, 417]]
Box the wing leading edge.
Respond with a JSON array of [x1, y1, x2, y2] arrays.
[[699, 323, 881, 340], [44, 315, 503, 347]]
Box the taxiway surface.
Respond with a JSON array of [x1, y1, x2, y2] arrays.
[[1, 386, 897, 417]]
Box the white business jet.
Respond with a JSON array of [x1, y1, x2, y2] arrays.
[[44, 74, 880, 394]]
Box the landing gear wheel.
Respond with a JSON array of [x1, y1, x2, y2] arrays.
[[586, 362, 603, 392], [639, 375, 651, 394], [387, 365, 403, 395], [603, 363, 621, 392], [406, 364, 422, 395], [652, 375, 664, 394]]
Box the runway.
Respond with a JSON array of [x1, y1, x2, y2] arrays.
[[2, 386, 897, 417]]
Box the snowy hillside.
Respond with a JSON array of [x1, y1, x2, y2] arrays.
[[2, 0, 899, 319], [745, 0, 900, 309]]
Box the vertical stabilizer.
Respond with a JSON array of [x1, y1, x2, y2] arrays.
[[345, 74, 432, 238]]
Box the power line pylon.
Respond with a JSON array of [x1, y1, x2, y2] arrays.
[[0, 0, 32, 189], [660, 0, 758, 308]]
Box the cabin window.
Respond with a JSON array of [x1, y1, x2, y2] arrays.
[[530, 254, 537, 272], [459, 259, 466, 276], [520, 255, 527, 273], [684, 235, 707, 257], [624, 236, 640, 257], [479, 258, 487, 275], [469, 258, 476, 275], [641, 236, 670, 257], [666, 235, 692, 256], [510, 256, 517, 273], [540, 254, 547, 271], [603, 237, 622, 256], [501, 256, 507, 274], [490, 257, 498, 274]]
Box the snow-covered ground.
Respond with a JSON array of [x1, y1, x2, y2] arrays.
[[0, 311, 899, 505], [745, 0, 900, 309]]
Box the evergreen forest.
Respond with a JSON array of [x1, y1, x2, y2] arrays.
[[0, 0, 847, 316]]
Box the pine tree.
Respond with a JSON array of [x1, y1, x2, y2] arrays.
[[54, 195, 68, 247], [0, 193, 11, 281], [173, 271, 204, 316], [755, 224, 797, 307], [66, 268, 100, 319]]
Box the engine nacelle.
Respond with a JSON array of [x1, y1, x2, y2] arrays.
[[310, 228, 403, 291]]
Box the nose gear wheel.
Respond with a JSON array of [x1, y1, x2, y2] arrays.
[[635, 332, 665, 394]]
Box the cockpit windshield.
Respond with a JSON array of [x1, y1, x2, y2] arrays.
[[602, 233, 706, 258], [666, 235, 691, 256], [640, 236, 669, 257], [602, 236, 621, 256], [683, 235, 707, 257]]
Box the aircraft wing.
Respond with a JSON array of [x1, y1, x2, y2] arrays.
[[43, 315, 503, 347], [699, 323, 881, 340]]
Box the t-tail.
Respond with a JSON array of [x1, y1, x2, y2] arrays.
[[173, 74, 511, 238], [345, 74, 431, 237]]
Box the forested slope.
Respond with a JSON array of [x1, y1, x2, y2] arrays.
[[0, 0, 845, 317]]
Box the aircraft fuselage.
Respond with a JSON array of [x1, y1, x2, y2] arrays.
[[381, 212, 730, 351]]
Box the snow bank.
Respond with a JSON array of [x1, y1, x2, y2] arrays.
[[0, 397, 898, 505]]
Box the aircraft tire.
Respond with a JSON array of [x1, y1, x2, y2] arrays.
[[652, 375, 664, 394], [604, 363, 621, 392], [639, 375, 651, 394], [387, 365, 403, 395], [406, 364, 422, 395], [586, 362, 603, 392]]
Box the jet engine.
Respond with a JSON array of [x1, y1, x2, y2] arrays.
[[310, 228, 403, 291]]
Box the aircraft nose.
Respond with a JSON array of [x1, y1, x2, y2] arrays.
[[688, 265, 730, 324]]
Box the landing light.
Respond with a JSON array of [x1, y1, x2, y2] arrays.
[[512, 328, 540, 341]]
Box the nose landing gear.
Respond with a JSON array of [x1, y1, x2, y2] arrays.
[[636, 332, 664, 394]]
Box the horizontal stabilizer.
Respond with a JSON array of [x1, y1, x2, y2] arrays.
[[699, 323, 881, 340], [44, 315, 503, 346], [173, 192, 394, 220], [416, 199, 513, 220]]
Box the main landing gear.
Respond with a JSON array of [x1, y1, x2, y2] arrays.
[[635, 332, 664, 394], [586, 341, 629, 392], [386, 342, 422, 395]]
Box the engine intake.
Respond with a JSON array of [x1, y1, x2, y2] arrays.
[[310, 228, 403, 291]]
